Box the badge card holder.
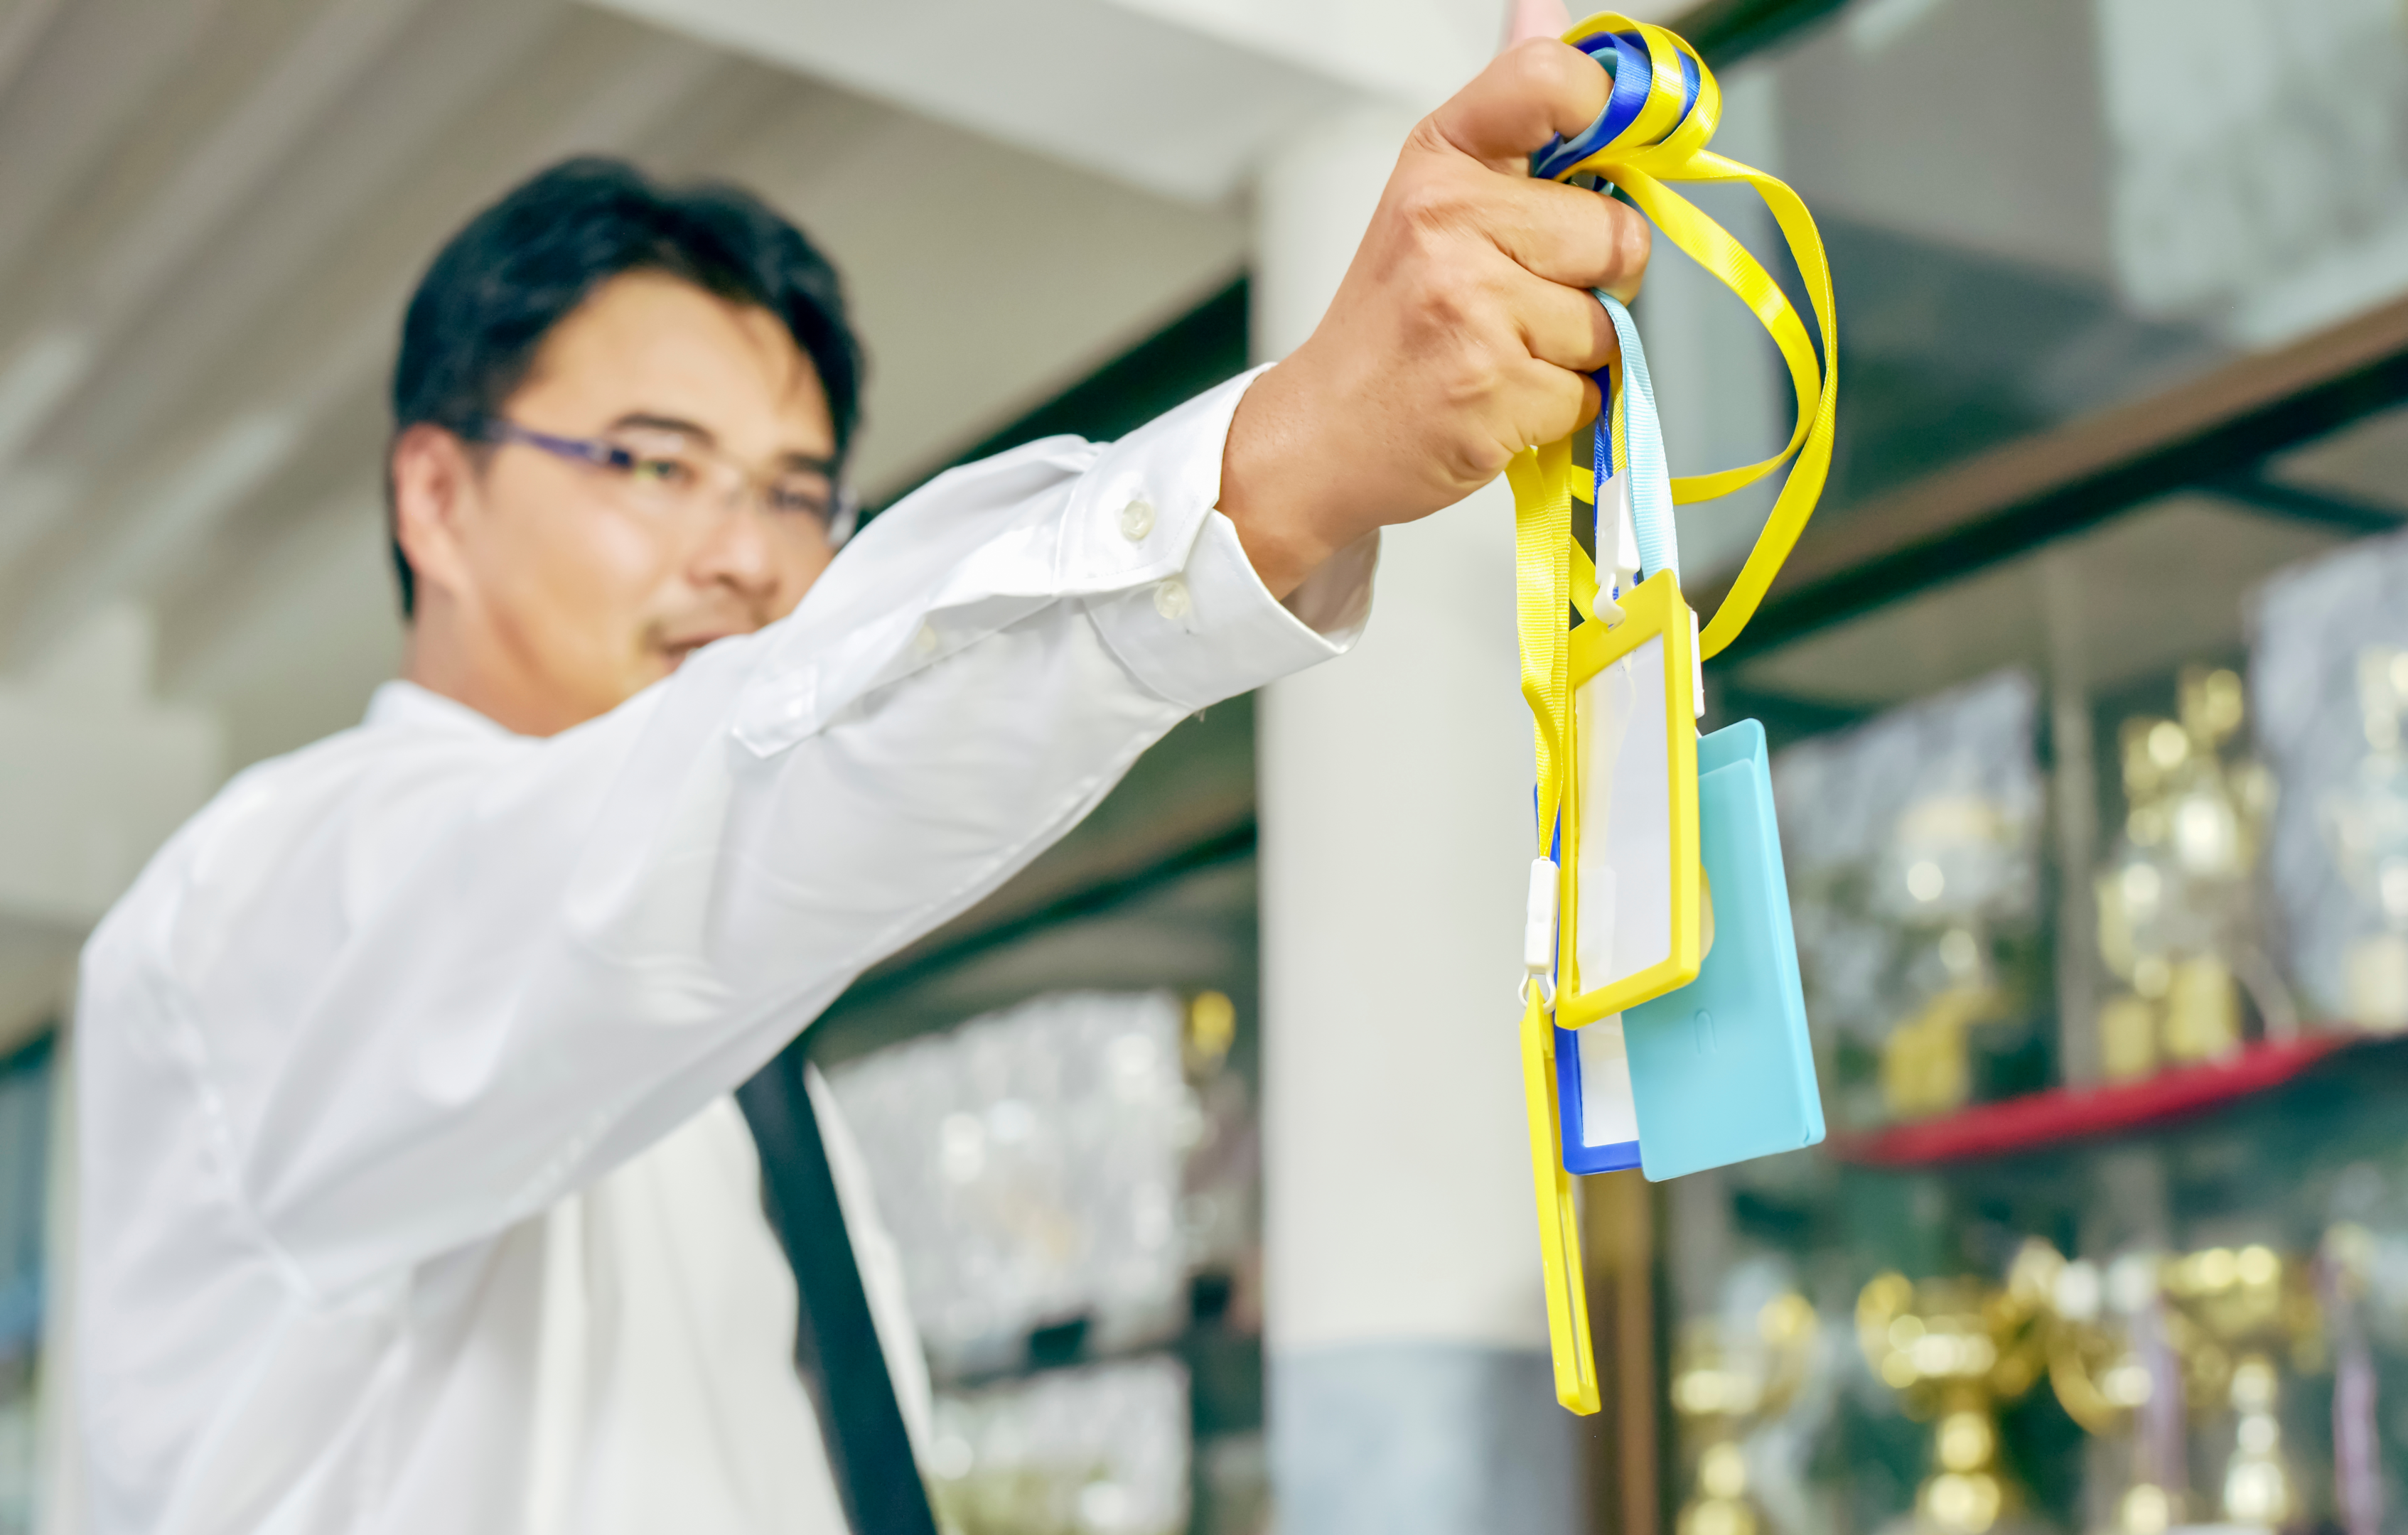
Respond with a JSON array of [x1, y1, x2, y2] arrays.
[[1557, 567, 1700, 1031], [1505, 9, 1840, 1418], [1555, 1013, 1640, 1175], [1548, 308, 1824, 1187], [1551, 566, 1697, 1180], [1622, 719, 1824, 1180]]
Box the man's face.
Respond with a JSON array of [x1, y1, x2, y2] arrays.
[[392, 270, 840, 735]]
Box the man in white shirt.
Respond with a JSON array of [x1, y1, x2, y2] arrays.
[[72, 36, 1647, 1535]]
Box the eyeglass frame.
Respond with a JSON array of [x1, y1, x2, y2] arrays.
[[470, 417, 861, 547]]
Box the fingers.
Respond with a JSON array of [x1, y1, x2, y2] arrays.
[[1510, 357, 1601, 452], [1517, 277, 1620, 375], [1496, 177, 1652, 295], [1426, 40, 1608, 166], [1505, 0, 1572, 47]]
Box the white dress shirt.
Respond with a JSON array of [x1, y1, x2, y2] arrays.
[[72, 371, 1377, 1535]]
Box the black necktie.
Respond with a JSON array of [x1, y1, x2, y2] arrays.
[[736, 1040, 939, 1535]]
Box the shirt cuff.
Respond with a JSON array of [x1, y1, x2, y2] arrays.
[[1082, 370, 1378, 710]]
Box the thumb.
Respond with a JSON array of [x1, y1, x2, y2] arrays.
[[1428, 39, 1608, 166], [1505, 0, 1572, 48]]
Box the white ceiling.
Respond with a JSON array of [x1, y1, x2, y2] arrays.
[[587, 0, 1518, 203], [0, 0, 1252, 772]]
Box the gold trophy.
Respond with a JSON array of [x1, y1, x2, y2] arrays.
[[2095, 669, 2279, 1080], [2042, 1249, 2213, 1535], [1880, 977, 2003, 1122], [2044, 1243, 2325, 1534], [1858, 1243, 2056, 1534], [1877, 793, 2020, 1121], [1672, 1293, 1819, 1535], [2161, 1244, 2323, 1531]]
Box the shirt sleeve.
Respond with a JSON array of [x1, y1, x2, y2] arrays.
[[81, 366, 1377, 1300]]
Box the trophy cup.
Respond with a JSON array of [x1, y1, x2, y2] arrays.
[[1859, 1243, 2057, 1534], [2160, 1244, 2323, 1531], [1672, 1292, 1820, 1535], [1875, 792, 2021, 1120], [2046, 1242, 2324, 1534], [2321, 645, 2408, 1030], [2043, 1249, 2216, 1535], [2095, 669, 2281, 1081]]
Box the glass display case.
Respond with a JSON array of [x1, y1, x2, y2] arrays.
[[1626, 453, 2408, 1535], [824, 986, 1262, 1534], [1580, 6, 2408, 1535]]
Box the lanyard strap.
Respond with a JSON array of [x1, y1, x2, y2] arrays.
[[737, 1048, 939, 1535], [1508, 6, 1836, 870], [1505, 290, 1675, 867], [1503, 11, 1835, 1418], [1599, 293, 1676, 588], [1530, 11, 1838, 660]]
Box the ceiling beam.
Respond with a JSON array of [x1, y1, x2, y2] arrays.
[[1694, 291, 2408, 664], [587, 0, 1358, 203], [2202, 471, 2408, 537], [0, 11, 741, 659]]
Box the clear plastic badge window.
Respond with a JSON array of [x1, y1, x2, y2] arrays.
[[1576, 632, 1675, 991]]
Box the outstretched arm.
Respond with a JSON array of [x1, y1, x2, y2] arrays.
[[81, 31, 1645, 1303], [1222, 36, 1650, 597]]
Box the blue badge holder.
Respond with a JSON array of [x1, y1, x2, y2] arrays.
[[1557, 1015, 1643, 1175]]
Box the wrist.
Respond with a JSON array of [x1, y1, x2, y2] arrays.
[[1217, 360, 1377, 599]]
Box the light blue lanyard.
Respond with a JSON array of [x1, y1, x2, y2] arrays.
[[1593, 291, 1679, 596]]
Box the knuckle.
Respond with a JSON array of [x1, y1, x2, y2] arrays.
[[1512, 40, 1608, 131], [1391, 176, 1468, 236], [1495, 41, 1549, 92], [1446, 352, 1506, 410], [1505, 38, 1583, 97], [1457, 433, 1520, 483], [1404, 117, 1454, 161], [1433, 427, 1515, 491], [1614, 208, 1652, 276], [1398, 270, 1478, 347]]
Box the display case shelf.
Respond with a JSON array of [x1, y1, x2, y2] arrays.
[[1825, 1030, 2408, 1168]]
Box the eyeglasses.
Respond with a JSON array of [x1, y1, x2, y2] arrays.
[[473, 418, 860, 546]]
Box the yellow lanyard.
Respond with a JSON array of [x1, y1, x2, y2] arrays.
[[1506, 11, 1837, 1416]]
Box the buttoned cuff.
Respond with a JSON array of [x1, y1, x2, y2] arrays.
[[1088, 512, 1376, 710], [1077, 365, 1377, 709]]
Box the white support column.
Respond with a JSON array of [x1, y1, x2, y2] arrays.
[[1254, 104, 1581, 1534]]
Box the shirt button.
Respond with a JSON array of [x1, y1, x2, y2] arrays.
[[914, 623, 940, 655], [1152, 578, 1190, 620], [1119, 498, 1156, 542]]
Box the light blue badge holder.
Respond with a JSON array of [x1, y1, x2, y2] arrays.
[[1555, 295, 1824, 1182]]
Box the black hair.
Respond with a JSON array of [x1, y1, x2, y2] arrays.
[[385, 155, 864, 616]]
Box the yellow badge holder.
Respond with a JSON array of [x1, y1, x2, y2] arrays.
[[1507, 12, 1838, 1415]]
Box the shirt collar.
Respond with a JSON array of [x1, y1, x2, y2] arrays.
[[363, 680, 522, 740]]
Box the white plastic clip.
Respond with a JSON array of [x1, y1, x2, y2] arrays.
[[1691, 608, 1706, 720], [1522, 856, 1560, 1007], [1602, 465, 1640, 631]]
